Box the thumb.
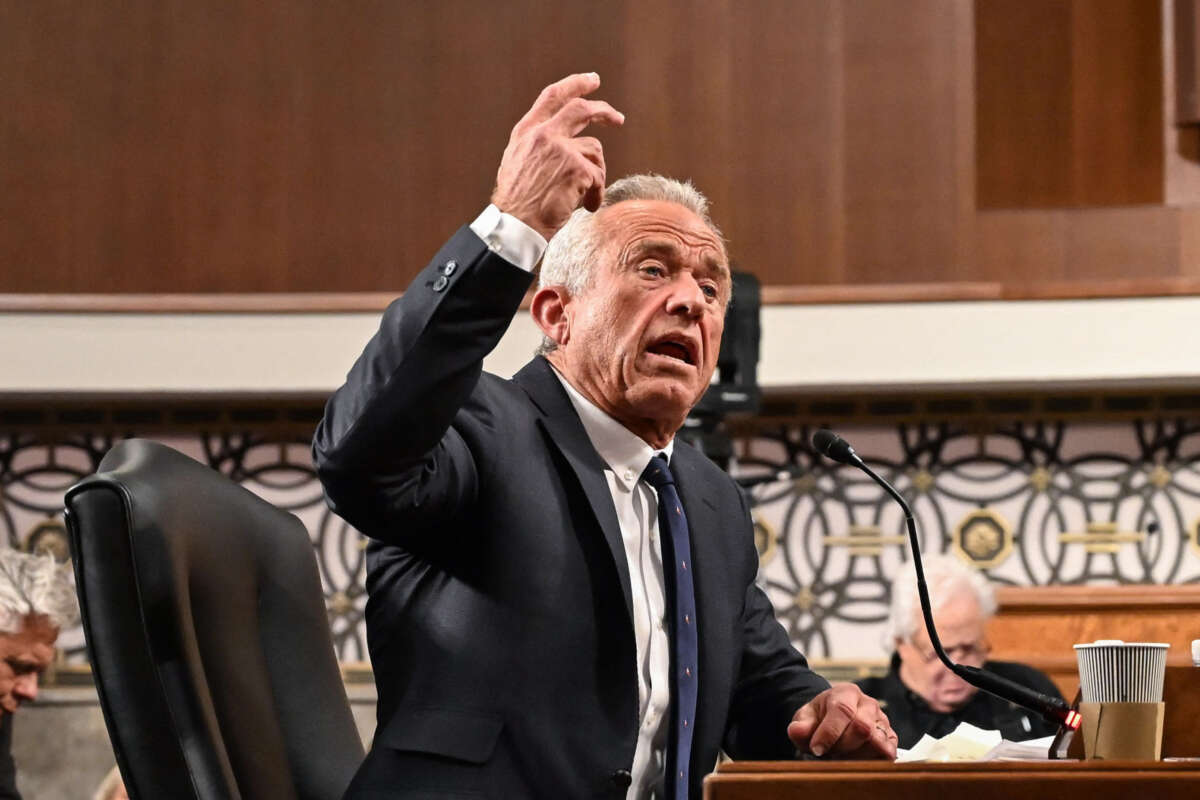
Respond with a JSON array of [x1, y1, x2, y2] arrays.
[[582, 180, 604, 213], [787, 704, 819, 746]]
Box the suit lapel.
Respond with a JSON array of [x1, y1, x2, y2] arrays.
[[513, 358, 634, 624]]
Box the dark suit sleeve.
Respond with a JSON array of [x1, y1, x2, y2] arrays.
[[312, 227, 533, 543], [722, 488, 831, 759]]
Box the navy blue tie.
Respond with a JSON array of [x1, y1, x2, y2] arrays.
[[641, 454, 698, 800]]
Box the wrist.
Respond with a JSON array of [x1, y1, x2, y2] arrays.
[[471, 205, 548, 272], [489, 187, 557, 238]]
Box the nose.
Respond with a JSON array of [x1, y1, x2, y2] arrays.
[[664, 274, 706, 318], [13, 673, 37, 704]]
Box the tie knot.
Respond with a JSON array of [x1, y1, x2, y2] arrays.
[[640, 454, 675, 490]]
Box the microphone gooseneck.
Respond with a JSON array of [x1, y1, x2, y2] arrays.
[[810, 429, 1078, 730]]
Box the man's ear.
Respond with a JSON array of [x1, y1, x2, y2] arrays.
[[531, 286, 571, 347]]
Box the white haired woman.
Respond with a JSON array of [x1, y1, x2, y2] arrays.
[[855, 553, 1063, 748]]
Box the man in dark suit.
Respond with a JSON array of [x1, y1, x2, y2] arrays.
[[314, 72, 897, 799]]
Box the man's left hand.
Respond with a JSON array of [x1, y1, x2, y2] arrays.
[[787, 683, 898, 760]]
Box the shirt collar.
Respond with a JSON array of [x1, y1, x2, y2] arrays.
[[551, 367, 674, 493]]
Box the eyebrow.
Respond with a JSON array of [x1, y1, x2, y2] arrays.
[[631, 240, 731, 283]]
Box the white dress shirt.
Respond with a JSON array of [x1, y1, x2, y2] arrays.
[[553, 370, 673, 800], [466, 207, 673, 798], [469, 203, 547, 271]]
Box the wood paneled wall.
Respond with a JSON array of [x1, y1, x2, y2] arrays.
[[976, 0, 1164, 209], [990, 584, 1200, 700], [0, 1, 1192, 296]]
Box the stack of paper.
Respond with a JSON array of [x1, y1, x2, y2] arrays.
[[895, 722, 1055, 762]]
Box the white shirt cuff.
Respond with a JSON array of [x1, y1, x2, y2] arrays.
[[469, 204, 548, 272]]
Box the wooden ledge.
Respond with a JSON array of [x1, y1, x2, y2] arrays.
[[763, 277, 1200, 304], [0, 292, 403, 313], [4, 276, 1200, 313], [996, 584, 1200, 611]]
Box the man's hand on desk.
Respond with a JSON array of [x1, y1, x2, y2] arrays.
[[787, 682, 899, 760]]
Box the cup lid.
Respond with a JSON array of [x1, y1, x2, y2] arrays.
[[1073, 640, 1169, 649]]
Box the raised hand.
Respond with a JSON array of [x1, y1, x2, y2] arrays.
[[787, 683, 898, 760], [491, 73, 625, 241]]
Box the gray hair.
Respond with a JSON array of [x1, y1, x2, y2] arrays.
[[536, 174, 724, 355], [885, 553, 996, 646], [0, 549, 79, 634]]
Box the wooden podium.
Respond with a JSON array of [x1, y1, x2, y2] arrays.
[[706, 586, 1200, 798], [703, 760, 1200, 800]]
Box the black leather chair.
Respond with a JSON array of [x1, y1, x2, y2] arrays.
[[65, 439, 364, 800]]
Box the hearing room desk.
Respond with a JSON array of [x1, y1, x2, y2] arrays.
[[703, 760, 1200, 800]]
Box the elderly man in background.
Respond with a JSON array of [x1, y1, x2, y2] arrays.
[[0, 548, 79, 799], [315, 73, 896, 799], [856, 554, 1062, 748]]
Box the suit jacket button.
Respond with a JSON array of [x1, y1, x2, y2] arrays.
[[441, 259, 457, 276], [609, 769, 632, 789], [433, 275, 448, 291]]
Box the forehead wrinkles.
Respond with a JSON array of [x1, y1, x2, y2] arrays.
[[613, 225, 726, 270]]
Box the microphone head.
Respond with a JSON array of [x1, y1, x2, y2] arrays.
[[812, 429, 859, 465]]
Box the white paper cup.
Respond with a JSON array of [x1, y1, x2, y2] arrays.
[[1074, 640, 1169, 703]]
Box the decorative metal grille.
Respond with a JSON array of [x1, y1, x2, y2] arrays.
[[0, 431, 367, 665], [742, 419, 1200, 661], [5, 411, 1200, 669]]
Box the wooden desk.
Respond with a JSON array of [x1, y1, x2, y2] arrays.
[[703, 760, 1200, 800]]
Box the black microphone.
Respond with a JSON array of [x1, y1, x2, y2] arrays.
[[812, 428, 1079, 731], [812, 428, 859, 466]]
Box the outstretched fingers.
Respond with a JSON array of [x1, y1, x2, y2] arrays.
[[544, 96, 625, 137], [514, 73, 617, 134]]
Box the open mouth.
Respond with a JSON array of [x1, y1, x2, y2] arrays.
[[645, 337, 697, 366]]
